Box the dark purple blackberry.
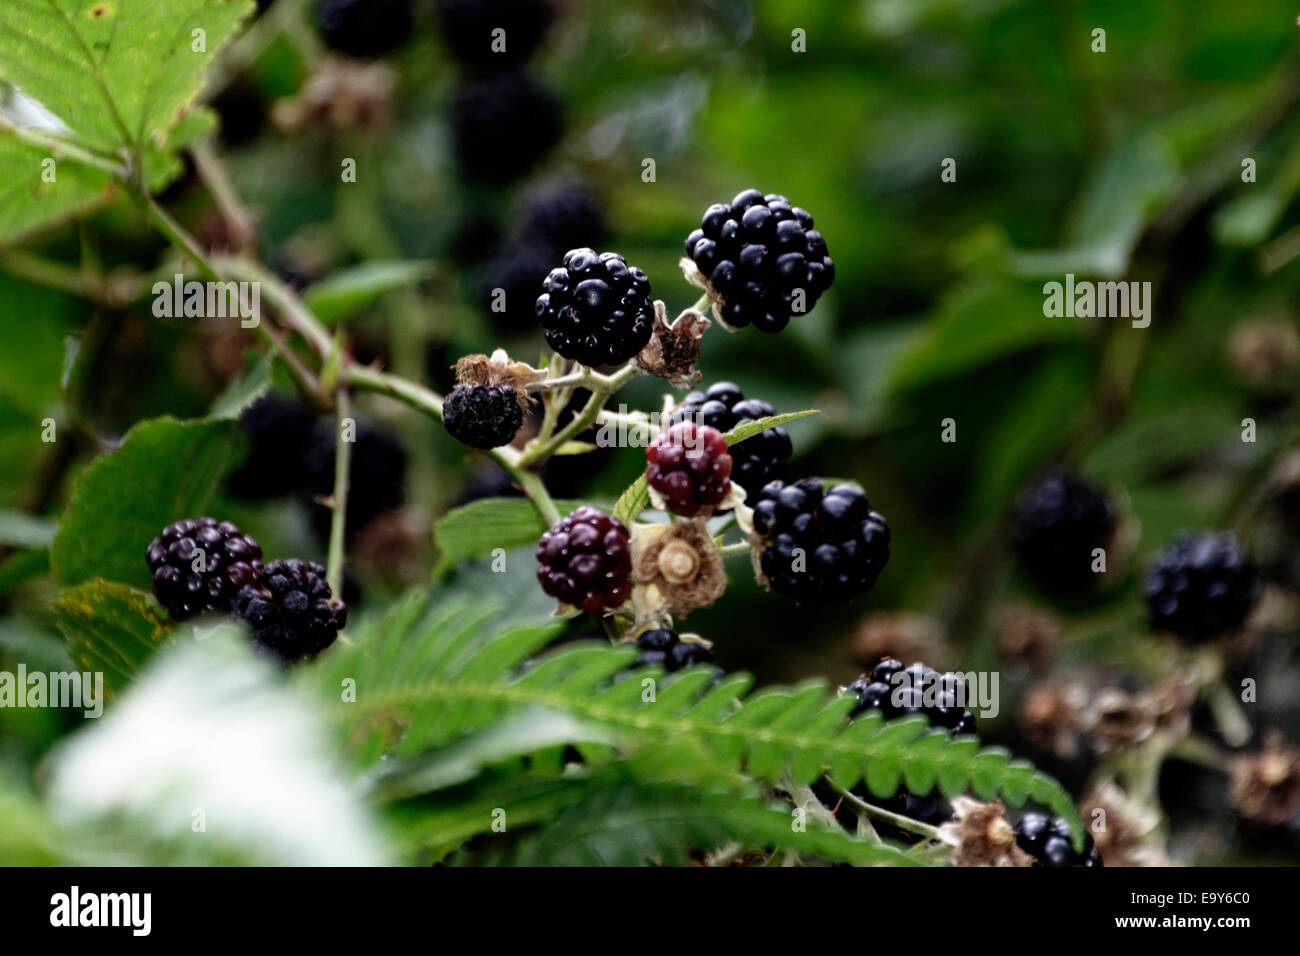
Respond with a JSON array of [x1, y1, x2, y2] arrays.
[[518, 181, 607, 253], [1013, 469, 1115, 594], [443, 383, 524, 449], [303, 420, 407, 540], [233, 559, 347, 664], [229, 394, 317, 500], [315, 0, 414, 58], [633, 628, 714, 671], [844, 657, 977, 735], [751, 478, 890, 603], [645, 421, 733, 518], [451, 72, 562, 184], [535, 506, 632, 614], [535, 248, 655, 367], [1145, 532, 1259, 643], [1015, 813, 1102, 867], [685, 189, 835, 333], [146, 518, 263, 621], [669, 381, 793, 500], [481, 239, 558, 327], [436, 0, 555, 71]]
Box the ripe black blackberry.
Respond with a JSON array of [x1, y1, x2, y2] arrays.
[[146, 518, 264, 622], [535, 248, 655, 367], [229, 394, 316, 500], [645, 421, 733, 518], [1013, 469, 1115, 593], [315, 0, 414, 59], [1144, 532, 1259, 643], [685, 189, 834, 333], [1015, 813, 1102, 867], [443, 383, 524, 449], [669, 382, 793, 500], [845, 658, 977, 735], [303, 420, 407, 540], [535, 506, 632, 614], [633, 628, 714, 671], [436, 0, 555, 72], [451, 72, 562, 184], [233, 559, 347, 664], [751, 478, 890, 603]]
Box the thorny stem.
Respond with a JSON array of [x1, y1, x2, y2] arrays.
[[190, 141, 258, 254], [326, 387, 352, 595]]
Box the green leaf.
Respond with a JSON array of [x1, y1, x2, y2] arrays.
[[721, 408, 819, 445], [431, 496, 585, 575], [207, 352, 272, 420], [612, 473, 649, 526], [50, 416, 240, 589], [0, 129, 114, 243], [0, 509, 56, 549], [304, 260, 436, 324], [55, 579, 174, 697]]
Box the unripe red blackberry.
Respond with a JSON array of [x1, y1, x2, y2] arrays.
[[751, 478, 890, 603], [669, 381, 793, 500], [535, 248, 655, 367], [685, 189, 834, 333], [535, 506, 632, 614], [1015, 813, 1102, 867], [645, 421, 733, 518], [146, 518, 263, 621], [233, 559, 347, 664], [443, 383, 524, 449], [1145, 532, 1259, 643]]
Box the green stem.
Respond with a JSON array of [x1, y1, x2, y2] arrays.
[[327, 388, 353, 595], [718, 541, 751, 558], [513, 467, 561, 527], [690, 291, 712, 313], [831, 782, 950, 843], [520, 362, 640, 466]]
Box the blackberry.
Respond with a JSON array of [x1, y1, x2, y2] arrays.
[[229, 394, 316, 500], [482, 239, 559, 327], [451, 72, 562, 184], [1145, 532, 1259, 643], [535, 506, 632, 614], [645, 421, 733, 518], [303, 420, 407, 539], [233, 559, 347, 664], [845, 658, 977, 735], [685, 189, 834, 333], [212, 75, 266, 147], [1013, 469, 1115, 593], [518, 181, 608, 253], [146, 518, 263, 622], [535, 248, 655, 367], [751, 478, 890, 603], [1015, 813, 1102, 867], [669, 382, 793, 500], [315, 0, 414, 59], [436, 0, 555, 72], [633, 628, 714, 671], [443, 383, 524, 449]]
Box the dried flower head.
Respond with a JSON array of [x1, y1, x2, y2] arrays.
[[454, 348, 545, 411], [1086, 687, 1155, 755], [994, 602, 1060, 673], [1227, 317, 1299, 384], [636, 300, 711, 389], [1078, 780, 1165, 867], [941, 798, 1032, 867], [272, 58, 397, 135], [631, 520, 725, 620], [1020, 681, 1088, 759], [1230, 732, 1300, 826], [850, 612, 945, 670]]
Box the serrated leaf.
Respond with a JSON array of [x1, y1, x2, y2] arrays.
[[55, 579, 174, 697], [207, 352, 272, 420], [432, 496, 586, 575], [612, 473, 649, 525], [304, 260, 436, 324], [50, 416, 240, 589], [721, 409, 818, 445]]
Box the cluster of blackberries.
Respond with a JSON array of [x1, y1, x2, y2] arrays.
[[645, 421, 733, 518], [231, 394, 406, 542], [147, 518, 346, 664], [1013, 469, 1115, 594], [752, 478, 890, 603], [443, 383, 524, 449], [315, 0, 414, 59], [1015, 813, 1103, 867], [686, 189, 835, 333], [535, 506, 633, 614], [846, 658, 977, 735], [669, 382, 793, 501], [1145, 532, 1259, 643], [633, 628, 715, 672], [535, 248, 655, 367]]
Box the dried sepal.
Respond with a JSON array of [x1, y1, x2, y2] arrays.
[[636, 299, 712, 389]]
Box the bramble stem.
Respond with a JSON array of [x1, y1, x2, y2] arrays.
[[718, 541, 750, 558], [326, 388, 352, 595], [691, 291, 711, 313], [830, 781, 951, 843]]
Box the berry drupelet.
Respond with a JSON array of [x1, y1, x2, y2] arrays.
[[443, 383, 524, 449], [233, 559, 347, 664], [685, 189, 834, 333], [633, 628, 714, 672], [751, 478, 890, 603], [669, 381, 792, 500], [315, 0, 414, 59], [535, 248, 655, 367], [845, 657, 977, 735], [1015, 813, 1103, 867], [645, 421, 733, 518], [450, 72, 562, 184], [536, 506, 633, 614], [146, 518, 264, 621], [1145, 532, 1259, 643], [1013, 469, 1116, 594]]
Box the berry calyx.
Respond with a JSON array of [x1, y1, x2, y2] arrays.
[[1013, 469, 1116, 594], [535, 506, 633, 614], [315, 0, 414, 59], [146, 517, 263, 621], [1144, 532, 1259, 643], [443, 383, 524, 449], [845, 657, 977, 735], [1014, 813, 1103, 867], [685, 189, 834, 333], [751, 478, 890, 603], [233, 559, 348, 664], [645, 421, 733, 518], [669, 381, 793, 500], [535, 248, 655, 367], [633, 628, 714, 671]]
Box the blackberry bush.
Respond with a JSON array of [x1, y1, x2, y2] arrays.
[[233, 559, 348, 664], [535, 248, 655, 367], [1014, 469, 1116, 594], [669, 382, 792, 500], [1145, 532, 1259, 643], [535, 506, 633, 614], [645, 421, 733, 518], [146, 518, 264, 621]]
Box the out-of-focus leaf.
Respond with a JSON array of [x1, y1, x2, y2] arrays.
[[55, 579, 174, 698], [304, 260, 436, 324], [208, 352, 273, 420], [432, 496, 586, 575]]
